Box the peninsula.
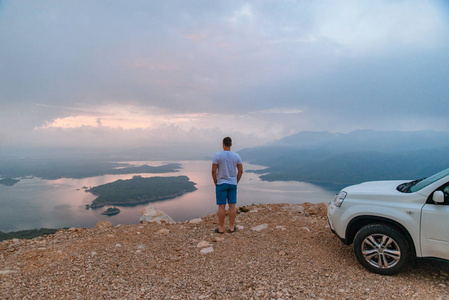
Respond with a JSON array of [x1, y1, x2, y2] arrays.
[[87, 175, 197, 208], [0, 160, 182, 181]]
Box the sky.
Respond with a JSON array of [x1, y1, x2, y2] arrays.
[[1, 0, 449, 158]]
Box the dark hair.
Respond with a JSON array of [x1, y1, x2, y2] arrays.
[[223, 137, 232, 147]]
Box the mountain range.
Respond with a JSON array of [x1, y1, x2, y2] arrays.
[[239, 130, 449, 191]]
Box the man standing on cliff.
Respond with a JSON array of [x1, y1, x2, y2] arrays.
[[212, 137, 243, 234]]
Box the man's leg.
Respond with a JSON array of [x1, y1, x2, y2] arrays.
[[227, 184, 238, 232], [228, 203, 236, 231], [216, 184, 227, 233], [218, 205, 226, 233]]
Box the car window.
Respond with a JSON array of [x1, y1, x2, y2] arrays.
[[444, 186, 449, 200], [410, 168, 449, 193]]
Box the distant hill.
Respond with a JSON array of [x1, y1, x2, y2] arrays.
[[239, 130, 449, 191]]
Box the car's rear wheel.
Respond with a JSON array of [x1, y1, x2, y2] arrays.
[[354, 224, 409, 275]]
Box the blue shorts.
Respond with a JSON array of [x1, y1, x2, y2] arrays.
[[215, 183, 237, 205]]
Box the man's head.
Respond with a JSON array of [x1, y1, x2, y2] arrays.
[[223, 137, 232, 148]]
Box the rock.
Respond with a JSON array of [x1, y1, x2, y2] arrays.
[[156, 229, 170, 235], [197, 241, 210, 248], [189, 218, 203, 224], [140, 205, 175, 224], [238, 206, 250, 213], [302, 202, 328, 218], [200, 247, 214, 254], [94, 221, 112, 230], [252, 224, 268, 232], [299, 227, 311, 233], [276, 226, 286, 231], [236, 225, 245, 230], [0, 270, 17, 275], [115, 244, 122, 247], [284, 205, 305, 214]]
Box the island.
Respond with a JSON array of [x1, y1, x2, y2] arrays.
[[87, 175, 197, 208], [101, 207, 121, 216], [0, 178, 20, 186]]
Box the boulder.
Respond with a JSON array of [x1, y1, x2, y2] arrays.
[[302, 202, 328, 218], [94, 221, 112, 230], [252, 224, 269, 232], [200, 247, 214, 254], [188, 218, 203, 224], [156, 228, 170, 235], [197, 241, 210, 248], [140, 205, 175, 224], [284, 204, 305, 214]]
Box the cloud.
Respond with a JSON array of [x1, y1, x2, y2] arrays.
[[313, 0, 448, 54], [0, 0, 448, 155], [257, 108, 303, 115], [228, 3, 254, 23], [35, 103, 293, 143]]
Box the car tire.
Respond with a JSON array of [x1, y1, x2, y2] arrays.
[[354, 224, 409, 275]]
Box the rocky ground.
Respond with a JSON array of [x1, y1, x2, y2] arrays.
[[1, 203, 448, 299]]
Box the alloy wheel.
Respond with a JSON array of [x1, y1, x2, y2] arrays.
[[361, 234, 401, 269]]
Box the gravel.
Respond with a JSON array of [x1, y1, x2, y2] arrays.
[[1, 203, 448, 299]]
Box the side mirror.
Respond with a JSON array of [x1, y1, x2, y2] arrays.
[[433, 191, 445, 204]]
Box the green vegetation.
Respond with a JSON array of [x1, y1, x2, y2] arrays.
[[0, 228, 61, 241], [0, 177, 20, 186], [88, 175, 197, 208]]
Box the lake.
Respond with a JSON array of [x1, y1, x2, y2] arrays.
[[0, 160, 336, 232]]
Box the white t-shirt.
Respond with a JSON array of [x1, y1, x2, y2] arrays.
[[213, 151, 242, 185]]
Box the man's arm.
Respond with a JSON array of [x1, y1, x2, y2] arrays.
[[237, 163, 243, 184], [212, 163, 218, 185]]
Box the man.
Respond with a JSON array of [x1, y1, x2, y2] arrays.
[[212, 137, 243, 234]]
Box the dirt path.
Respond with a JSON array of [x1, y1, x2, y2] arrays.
[[1, 203, 448, 299]]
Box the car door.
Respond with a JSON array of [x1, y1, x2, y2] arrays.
[[420, 185, 449, 260]]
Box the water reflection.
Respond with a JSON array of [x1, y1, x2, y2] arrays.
[[0, 160, 335, 232]]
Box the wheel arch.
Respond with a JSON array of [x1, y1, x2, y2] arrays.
[[345, 215, 417, 257]]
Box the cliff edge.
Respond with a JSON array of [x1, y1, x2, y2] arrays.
[[1, 203, 448, 299]]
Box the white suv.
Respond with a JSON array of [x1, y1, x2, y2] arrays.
[[328, 167, 449, 275]]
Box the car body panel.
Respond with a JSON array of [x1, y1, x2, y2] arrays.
[[328, 198, 424, 253], [328, 174, 449, 261], [421, 204, 449, 260]]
